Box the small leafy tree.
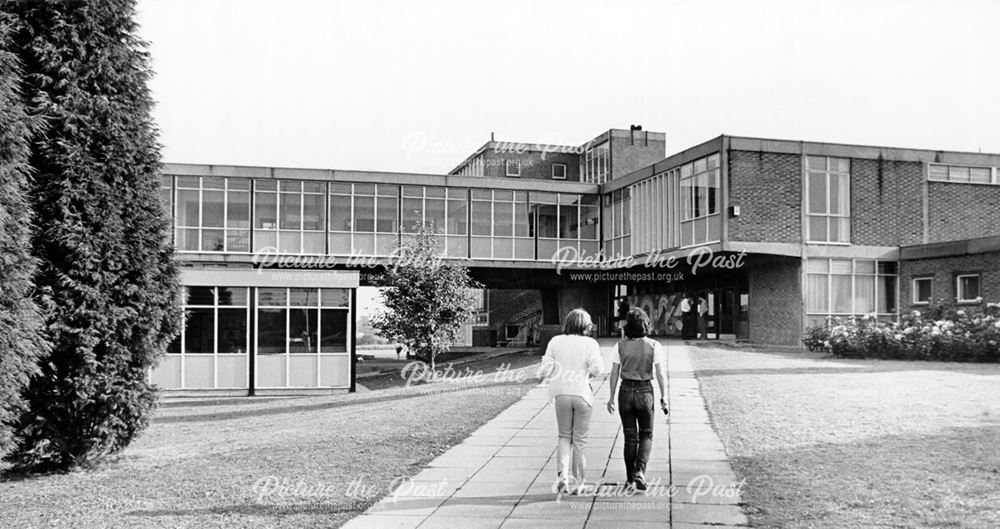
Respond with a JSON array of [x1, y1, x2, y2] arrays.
[[0, 14, 49, 459], [4, 0, 183, 471], [372, 225, 482, 373]]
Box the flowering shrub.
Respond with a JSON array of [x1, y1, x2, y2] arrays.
[[803, 301, 1000, 362]]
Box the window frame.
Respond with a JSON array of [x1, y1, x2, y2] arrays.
[[805, 156, 851, 244], [911, 276, 932, 305], [551, 163, 567, 180], [927, 163, 997, 185], [955, 273, 981, 303], [505, 159, 521, 177]]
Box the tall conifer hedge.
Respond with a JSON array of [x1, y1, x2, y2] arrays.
[[0, 14, 48, 461], [2, 0, 183, 471]]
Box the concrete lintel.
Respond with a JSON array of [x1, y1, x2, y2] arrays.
[[901, 235, 1000, 260], [180, 267, 360, 288]]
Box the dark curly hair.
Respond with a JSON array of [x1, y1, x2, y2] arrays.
[[623, 307, 651, 339]]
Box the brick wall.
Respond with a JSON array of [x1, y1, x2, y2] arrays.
[[900, 251, 1000, 310], [727, 150, 802, 243], [851, 159, 924, 246], [748, 256, 803, 345], [481, 149, 581, 181], [927, 183, 1000, 243], [610, 133, 666, 181]]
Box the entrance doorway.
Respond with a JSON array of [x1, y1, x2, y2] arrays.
[[716, 288, 749, 340]]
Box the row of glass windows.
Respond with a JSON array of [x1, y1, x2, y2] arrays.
[[603, 188, 631, 259], [928, 164, 996, 185], [155, 287, 352, 390], [582, 141, 610, 184], [678, 154, 721, 221], [672, 154, 722, 247], [455, 154, 485, 177], [168, 287, 350, 355], [163, 176, 599, 260], [912, 274, 981, 305], [806, 259, 898, 326]]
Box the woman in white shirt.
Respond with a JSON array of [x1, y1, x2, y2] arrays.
[[537, 308, 604, 493]]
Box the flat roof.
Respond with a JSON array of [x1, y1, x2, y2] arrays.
[[900, 235, 1000, 260], [161, 162, 600, 194], [606, 134, 1000, 192]]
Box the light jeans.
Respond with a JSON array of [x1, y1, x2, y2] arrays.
[[554, 394, 593, 482]]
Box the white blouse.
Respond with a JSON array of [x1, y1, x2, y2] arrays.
[[537, 334, 605, 406]]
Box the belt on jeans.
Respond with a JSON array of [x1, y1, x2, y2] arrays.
[[620, 379, 653, 390]]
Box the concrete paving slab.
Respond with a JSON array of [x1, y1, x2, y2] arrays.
[[342, 341, 748, 529]]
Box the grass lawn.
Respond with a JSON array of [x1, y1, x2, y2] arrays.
[[687, 344, 1000, 529], [0, 352, 543, 529]]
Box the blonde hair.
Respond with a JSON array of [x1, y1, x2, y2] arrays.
[[563, 308, 593, 336]]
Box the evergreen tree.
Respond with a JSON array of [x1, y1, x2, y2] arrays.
[[0, 14, 49, 460], [2, 0, 183, 471]]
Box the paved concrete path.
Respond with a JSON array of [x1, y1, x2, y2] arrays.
[[342, 340, 749, 529]]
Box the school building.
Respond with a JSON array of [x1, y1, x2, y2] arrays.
[[153, 126, 1000, 395]]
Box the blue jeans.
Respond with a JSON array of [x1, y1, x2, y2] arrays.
[[618, 379, 655, 482]]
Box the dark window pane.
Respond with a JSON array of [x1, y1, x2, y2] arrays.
[[258, 287, 287, 306], [201, 229, 224, 251], [320, 309, 348, 353], [321, 288, 350, 307], [280, 192, 302, 230], [202, 190, 224, 228], [330, 182, 351, 195], [217, 287, 247, 306], [329, 194, 352, 232], [289, 288, 319, 306], [177, 176, 200, 189], [559, 203, 578, 239], [257, 308, 286, 354], [536, 204, 558, 238], [376, 196, 398, 233], [303, 181, 325, 193], [279, 180, 301, 192], [186, 287, 215, 306], [915, 279, 932, 303], [580, 205, 599, 240], [217, 308, 247, 354], [185, 308, 214, 354], [255, 179, 277, 191], [355, 196, 375, 233], [227, 191, 250, 228], [226, 230, 250, 252], [401, 197, 422, 233], [288, 308, 319, 353], [254, 192, 277, 229], [227, 178, 250, 191], [959, 276, 980, 300], [494, 202, 513, 237], [879, 276, 897, 313], [302, 193, 325, 231], [203, 176, 225, 189], [471, 200, 491, 236], [425, 199, 445, 233], [877, 261, 898, 275]]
